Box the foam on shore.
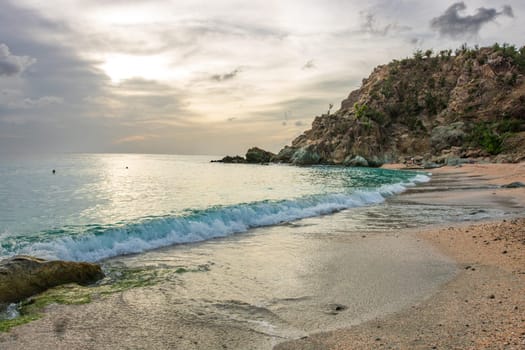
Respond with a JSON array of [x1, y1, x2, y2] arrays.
[[2, 174, 430, 262]]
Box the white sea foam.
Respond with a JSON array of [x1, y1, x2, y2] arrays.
[[413, 173, 432, 183], [13, 174, 426, 262], [0, 304, 20, 320]]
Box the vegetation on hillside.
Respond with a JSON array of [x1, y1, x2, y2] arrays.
[[278, 43, 525, 164]]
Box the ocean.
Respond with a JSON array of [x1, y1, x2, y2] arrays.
[[0, 153, 429, 262]]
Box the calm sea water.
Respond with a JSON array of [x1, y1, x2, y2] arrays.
[[0, 154, 429, 262]]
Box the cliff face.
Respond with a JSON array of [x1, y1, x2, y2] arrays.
[[276, 45, 525, 165]]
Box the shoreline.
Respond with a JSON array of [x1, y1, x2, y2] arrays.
[[275, 218, 525, 350], [277, 163, 525, 349], [0, 163, 523, 349]]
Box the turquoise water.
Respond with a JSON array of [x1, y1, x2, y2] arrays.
[[0, 154, 428, 262]]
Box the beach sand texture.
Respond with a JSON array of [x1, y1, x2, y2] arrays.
[[0, 163, 523, 349], [278, 164, 525, 350]]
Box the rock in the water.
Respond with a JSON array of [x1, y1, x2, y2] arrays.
[[291, 146, 321, 165], [502, 181, 525, 188], [344, 155, 369, 167], [0, 255, 104, 304], [366, 156, 385, 168], [274, 146, 297, 163], [245, 147, 275, 164], [212, 155, 247, 163]]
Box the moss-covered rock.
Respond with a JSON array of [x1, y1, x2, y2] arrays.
[[0, 256, 104, 304]]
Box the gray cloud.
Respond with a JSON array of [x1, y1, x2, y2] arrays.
[[302, 60, 316, 70], [81, 18, 287, 59], [182, 19, 287, 41], [0, 43, 36, 76], [211, 68, 241, 82], [359, 11, 411, 36], [0, 90, 63, 109], [84, 78, 194, 125], [502, 5, 514, 17], [0, 1, 112, 151], [430, 2, 514, 38]]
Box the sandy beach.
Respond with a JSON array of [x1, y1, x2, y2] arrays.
[[278, 163, 525, 350], [1, 163, 524, 349], [276, 219, 525, 350]]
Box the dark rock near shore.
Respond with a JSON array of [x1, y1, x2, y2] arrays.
[[501, 181, 525, 188], [290, 146, 321, 165], [245, 147, 275, 164], [274, 146, 297, 163], [212, 147, 276, 164], [343, 155, 369, 167], [422, 161, 443, 169], [0, 255, 104, 304], [212, 155, 247, 163]]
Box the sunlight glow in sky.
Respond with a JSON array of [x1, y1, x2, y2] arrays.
[[0, 0, 522, 155], [100, 55, 181, 83]]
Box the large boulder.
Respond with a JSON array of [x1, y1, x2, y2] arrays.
[[430, 122, 465, 153], [343, 155, 369, 167], [291, 146, 321, 165], [274, 146, 297, 163], [245, 147, 275, 163], [0, 255, 105, 304], [364, 155, 386, 167]]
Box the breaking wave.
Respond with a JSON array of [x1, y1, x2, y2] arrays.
[[2, 174, 430, 262]]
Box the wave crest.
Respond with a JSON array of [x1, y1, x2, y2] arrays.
[[4, 174, 429, 262]]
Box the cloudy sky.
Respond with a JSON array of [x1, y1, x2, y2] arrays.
[[0, 0, 522, 155]]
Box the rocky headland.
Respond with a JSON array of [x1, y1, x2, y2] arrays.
[[220, 44, 525, 167]]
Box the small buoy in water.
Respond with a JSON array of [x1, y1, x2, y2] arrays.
[[52, 169, 56, 174]]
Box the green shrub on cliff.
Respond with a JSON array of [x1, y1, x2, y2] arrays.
[[492, 43, 525, 73], [354, 103, 386, 124], [468, 123, 506, 155]]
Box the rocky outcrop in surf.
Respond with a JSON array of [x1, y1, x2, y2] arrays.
[[213, 147, 275, 164], [245, 147, 275, 163], [0, 255, 104, 304]]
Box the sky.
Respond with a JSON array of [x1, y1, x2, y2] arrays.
[[0, 0, 522, 155]]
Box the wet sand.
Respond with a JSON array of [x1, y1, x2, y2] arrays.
[[277, 163, 525, 350], [275, 219, 525, 350], [1, 163, 524, 349], [0, 216, 457, 349]]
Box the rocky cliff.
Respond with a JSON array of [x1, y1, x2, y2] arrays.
[[275, 44, 525, 166]]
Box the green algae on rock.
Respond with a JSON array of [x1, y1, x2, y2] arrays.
[[0, 262, 214, 332], [0, 255, 104, 305]]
